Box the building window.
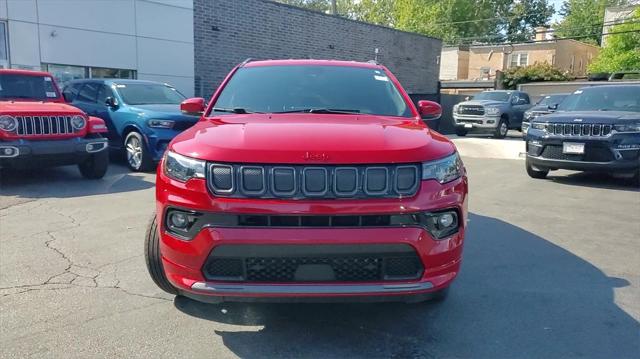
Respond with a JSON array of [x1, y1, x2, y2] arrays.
[[509, 52, 528, 68], [42, 63, 136, 86], [480, 67, 491, 80], [0, 21, 8, 69]]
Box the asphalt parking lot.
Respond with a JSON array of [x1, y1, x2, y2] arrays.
[[1, 136, 639, 359]]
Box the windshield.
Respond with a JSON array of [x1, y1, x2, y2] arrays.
[[473, 92, 511, 102], [557, 87, 640, 112], [117, 83, 185, 105], [211, 65, 412, 117], [0, 74, 60, 101], [537, 94, 567, 106]]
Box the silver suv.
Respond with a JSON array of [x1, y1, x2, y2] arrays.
[[453, 90, 532, 138]]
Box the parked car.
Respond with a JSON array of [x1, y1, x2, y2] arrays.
[[453, 90, 532, 138], [63, 79, 198, 172], [522, 93, 569, 138], [526, 85, 640, 184], [0, 69, 109, 178], [145, 59, 469, 304]]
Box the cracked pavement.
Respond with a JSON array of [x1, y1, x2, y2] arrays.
[[1, 140, 639, 358]]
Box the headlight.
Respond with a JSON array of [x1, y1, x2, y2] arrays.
[[613, 122, 640, 133], [422, 152, 464, 184], [163, 151, 205, 182], [453, 104, 459, 113], [485, 107, 500, 116], [524, 111, 533, 120], [0, 115, 17, 132], [70, 115, 86, 130], [148, 119, 175, 129], [531, 122, 547, 130]]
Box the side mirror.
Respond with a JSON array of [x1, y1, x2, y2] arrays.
[[417, 100, 442, 120], [464, 96, 470, 101], [105, 96, 118, 108], [181, 97, 206, 115], [548, 103, 558, 110]]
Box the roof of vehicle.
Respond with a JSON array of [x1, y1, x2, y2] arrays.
[[481, 90, 518, 93], [541, 93, 570, 96], [577, 84, 640, 90], [0, 68, 54, 77], [242, 59, 382, 69], [65, 78, 174, 86]]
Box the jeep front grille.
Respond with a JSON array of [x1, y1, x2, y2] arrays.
[[546, 123, 612, 137], [207, 163, 420, 199], [16, 116, 75, 136]]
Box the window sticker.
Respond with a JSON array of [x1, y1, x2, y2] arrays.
[[374, 75, 389, 82], [574, 90, 583, 94], [116, 84, 126, 88], [46, 91, 57, 97], [44, 77, 52, 82]]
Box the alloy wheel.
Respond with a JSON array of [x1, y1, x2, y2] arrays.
[[126, 136, 143, 170]]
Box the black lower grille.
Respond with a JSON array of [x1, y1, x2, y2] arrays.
[[203, 244, 423, 283], [540, 145, 614, 162]]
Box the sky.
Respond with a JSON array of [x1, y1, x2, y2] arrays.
[[549, 0, 565, 23]]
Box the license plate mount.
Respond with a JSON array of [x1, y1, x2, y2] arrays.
[[562, 142, 585, 154], [464, 124, 473, 129]]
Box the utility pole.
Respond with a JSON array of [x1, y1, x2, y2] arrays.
[[331, 0, 337, 15]]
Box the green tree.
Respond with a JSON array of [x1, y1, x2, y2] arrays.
[[588, 8, 640, 73], [276, 0, 333, 13], [500, 62, 574, 89], [503, 0, 555, 42], [554, 0, 628, 45]]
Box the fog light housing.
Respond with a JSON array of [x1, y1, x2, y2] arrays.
[[487, 120, 495, 124], [415, 210, 460, 240], [0, 146, 19, 158], [165, 209, 201, 239]]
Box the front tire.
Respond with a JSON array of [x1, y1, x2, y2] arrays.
[[494, 117, 509, 139], [78, 149, 109, 179], [526, 158, 549, 179], [145, 214, 179, 295], [124, 131, 154, 172], [455, 128, 468, 137]]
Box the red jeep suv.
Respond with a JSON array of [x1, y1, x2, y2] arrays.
[[0, 69, 109, 178], [145, 60, 468, 303]]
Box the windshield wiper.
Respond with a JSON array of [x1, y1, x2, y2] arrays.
[[212, 107, 256, 114], [274, 108, 361, 114]]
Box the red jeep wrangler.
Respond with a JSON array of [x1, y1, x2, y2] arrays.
[[0, 69, 109, 178], [145, 60, 468, 303]]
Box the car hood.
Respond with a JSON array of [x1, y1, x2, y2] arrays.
[[0, 101, 84, 115], [534, 111, 640, 124], [170, 114, 456, 164], [128, 104, 198, 121], [528, 105, 553, 113], [460, 100, 506, 107]]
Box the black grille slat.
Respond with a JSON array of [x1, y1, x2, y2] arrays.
[[208, 163, 420, 199], [540, 145, 614, 162], [458, 105, 484, 116]]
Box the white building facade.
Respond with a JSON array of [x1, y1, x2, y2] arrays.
[[0, 0, 195, 96]]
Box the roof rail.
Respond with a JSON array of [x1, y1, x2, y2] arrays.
[[239, 58, 253, 67], [366, 60, 379, 65]]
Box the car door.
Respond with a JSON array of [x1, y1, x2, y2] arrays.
[[95, 84, 121, 143], [510, 92, 531, 127]]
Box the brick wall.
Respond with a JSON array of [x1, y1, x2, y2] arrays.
[[193, 0, 442, 98]]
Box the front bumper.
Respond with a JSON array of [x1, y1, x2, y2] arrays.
[[0, 137, 108, 168], [453, 114, 500, 132], [526, 130, 640, 173], [155, 166, 468, 302]]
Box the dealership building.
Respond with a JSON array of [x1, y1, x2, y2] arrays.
[[1, 0, 441, 100]]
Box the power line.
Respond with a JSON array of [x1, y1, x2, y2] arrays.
[[444, 19, 640, 44], [445, 29, 640, 46], [431, 12, 634, 27]]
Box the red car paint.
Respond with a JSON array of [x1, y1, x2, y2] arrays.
[[153, 60, 468, 302], [0, 69, 109, 178]]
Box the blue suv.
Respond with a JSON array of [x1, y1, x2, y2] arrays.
[[63, 79, 198, 171]]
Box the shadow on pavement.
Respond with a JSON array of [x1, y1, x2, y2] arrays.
[[546, 171, 640, 192], [174, 213, 639, 359], [0, 162, 154, 200]]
